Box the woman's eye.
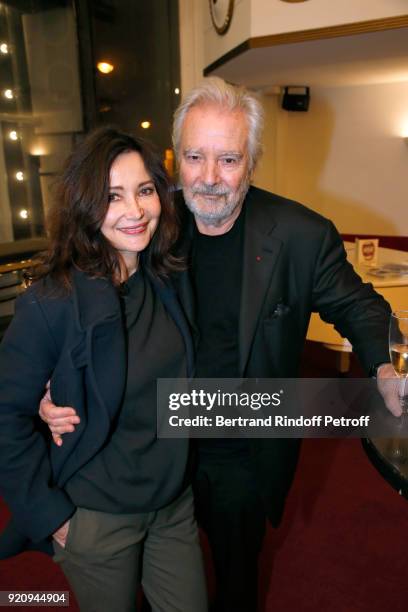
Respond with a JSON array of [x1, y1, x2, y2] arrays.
[[140, 186, 155, 197], [108, 192, 120, 202]]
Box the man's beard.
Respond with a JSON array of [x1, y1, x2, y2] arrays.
[[181, 178, 250, 227]]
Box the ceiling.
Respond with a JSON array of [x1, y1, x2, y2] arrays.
[[207, 27, 408, 90]]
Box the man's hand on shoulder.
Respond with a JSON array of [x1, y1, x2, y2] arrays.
[[39, 387, 80, 446]]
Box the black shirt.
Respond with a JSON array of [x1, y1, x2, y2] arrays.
[[66, 267, 188, 513], [193, 207, 245, 378], [192, 206, 249, 455]]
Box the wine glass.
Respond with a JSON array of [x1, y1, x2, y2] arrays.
[[389, 310, 408, 383], [387, 311, 408, 462]]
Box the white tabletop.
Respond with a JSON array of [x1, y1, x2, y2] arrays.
[[345, 243, 408, 288]]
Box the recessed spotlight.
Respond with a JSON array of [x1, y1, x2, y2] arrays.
[[19, 209, 29, 219], [3, 89, 14, 99], [9, 130, 18, 141], [141, 121, 151, 129], [174, 87, 180, 95], [0, 42, 8, 54], [97, 61, 114, 74], [15, 171, 24, 181]]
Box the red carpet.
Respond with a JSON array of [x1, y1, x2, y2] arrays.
[[1, 438, 407, 611], [259, 439, 408, 611]]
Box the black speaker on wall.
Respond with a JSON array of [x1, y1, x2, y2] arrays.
[[282, 86, 310, 111]]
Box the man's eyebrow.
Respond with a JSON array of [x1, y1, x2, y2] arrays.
[[183, 149, 243, 157], [219, 151, 243, 157]]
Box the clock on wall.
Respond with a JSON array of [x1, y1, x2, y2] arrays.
[[209, 0, 235, 36]]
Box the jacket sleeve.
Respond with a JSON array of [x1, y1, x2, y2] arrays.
[[311, 220, 391, 373], [0, 289, 76, 542]]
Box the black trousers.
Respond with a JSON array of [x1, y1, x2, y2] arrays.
[[193, 451, 267, 612]]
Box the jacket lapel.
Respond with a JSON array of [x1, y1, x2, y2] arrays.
[[239, 188, 283, 374], [71, 270, 126, 424], [149, 273, 195, 378]]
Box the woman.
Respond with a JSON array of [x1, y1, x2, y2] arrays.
[[0, 127, 207, 612]]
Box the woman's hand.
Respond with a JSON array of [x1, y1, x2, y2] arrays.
[[39, 387, 80, 447], [52, 520, 70, 548]]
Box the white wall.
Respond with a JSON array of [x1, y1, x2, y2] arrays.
[[201, 0, 408, 72], [178, 0, 205, 94], [251, 0, 408, 38], [203, 0, 251, 68], [178, 2, 408, 237], [180, 1, 408, 89], [254, 81, 408, 236]]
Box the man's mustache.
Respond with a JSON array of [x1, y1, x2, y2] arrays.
[[192, 184, 230, 197]]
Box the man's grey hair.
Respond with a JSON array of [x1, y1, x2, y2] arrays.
[[172, 77, 264, 173]]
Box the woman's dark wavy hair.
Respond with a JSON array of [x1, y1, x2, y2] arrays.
[[36, 126, 181, 287]]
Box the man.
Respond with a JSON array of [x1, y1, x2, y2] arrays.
[[42, 78, 401, 611]]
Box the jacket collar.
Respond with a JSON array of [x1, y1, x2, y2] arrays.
[[70, 268, 121, 332], [174, 186, 284, 375], [70, 266, 194, 378]]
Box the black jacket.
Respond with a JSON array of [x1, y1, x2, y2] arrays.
[[0, 268, 194, 559], [175, 186, 391, 525]]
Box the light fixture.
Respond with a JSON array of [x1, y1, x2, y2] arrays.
[[0, 42, 8, 54], [9, 130, 18, 141], [140, 121, 151, 129], [19, 209, 29, 220], [30, 146, 46, 156], [174, 87, 180, 95], [15, 171, 24, 181], [164, 148, 174, 176], [97, 61, 114, 74], [3, 88, 14, 99]]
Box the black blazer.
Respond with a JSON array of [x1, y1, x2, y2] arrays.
[[0, 268, 194, 559], [175, 186, 391, 526]]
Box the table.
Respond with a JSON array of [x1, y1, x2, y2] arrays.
[[363, 437, 408, 498], [306, 241, 408, 495], [306, 243, 408, 370]]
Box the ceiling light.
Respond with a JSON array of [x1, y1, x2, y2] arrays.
[[401, 120, 408, 138], [141, 121, 151, 129], [0, 42, 8, 54], [174, 87, 180, 95], [9, 130, 18, 141], [15, 171, 24, 181], [19, 209, 29, 219], [3, 89, 13, 99], [97, 61, 114, 74]]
